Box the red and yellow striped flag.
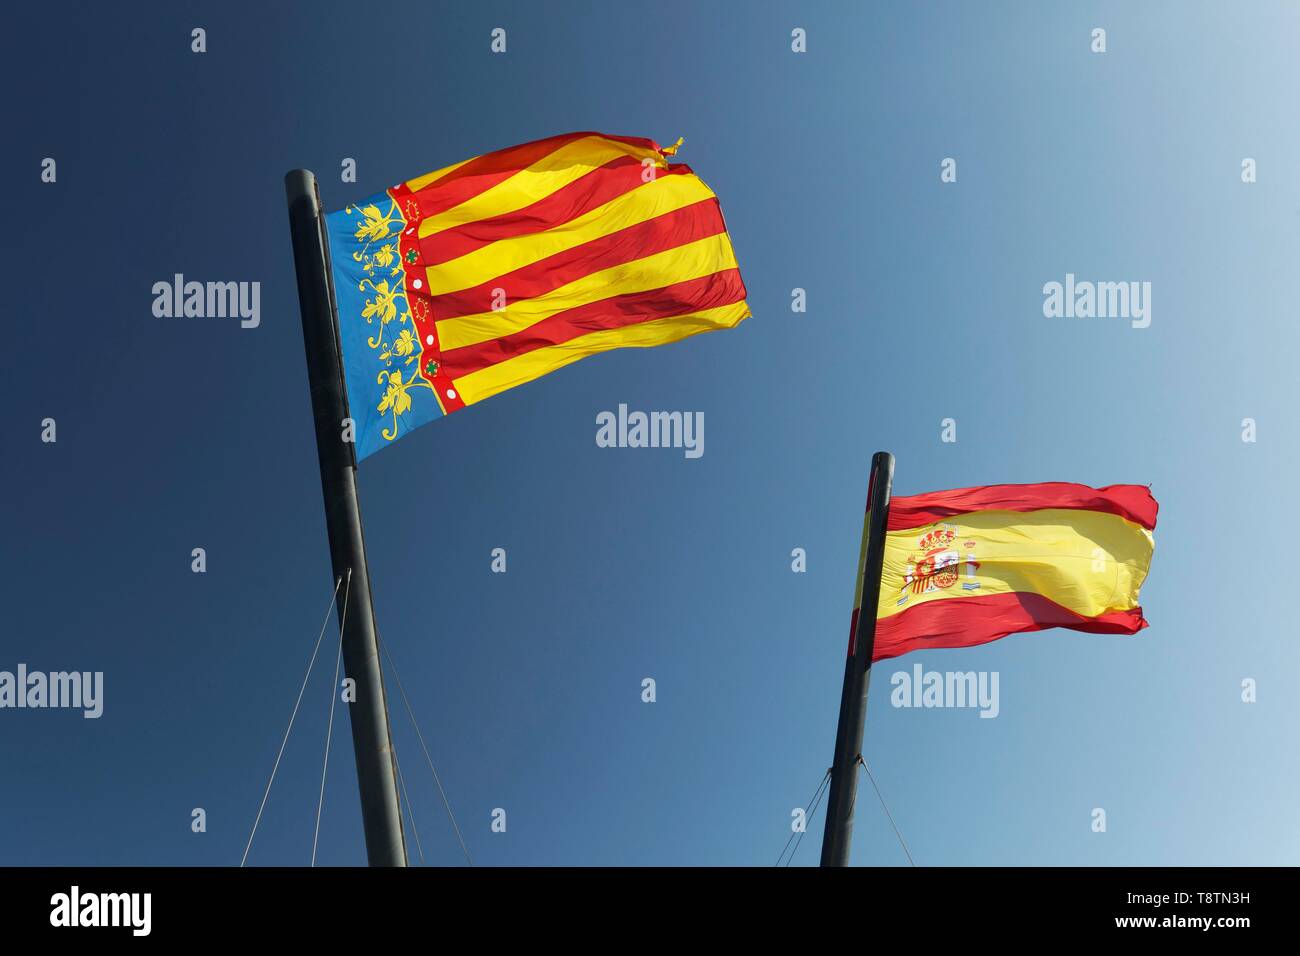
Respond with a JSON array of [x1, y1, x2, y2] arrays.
[[867, 482, 1157, 661], [327, 131, 750, 458]]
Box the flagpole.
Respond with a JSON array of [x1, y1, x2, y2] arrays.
[[285, 170, 407, 867], [820, 451, 894, 866]]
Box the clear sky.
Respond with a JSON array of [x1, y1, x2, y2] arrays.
[[3, 0, 1297, 866]]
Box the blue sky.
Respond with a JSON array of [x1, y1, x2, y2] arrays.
[[2, 0, 1297, 865]]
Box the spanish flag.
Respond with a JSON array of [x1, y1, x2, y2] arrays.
[[869, 482, 1157, 662], [324, 132, 750, 460]]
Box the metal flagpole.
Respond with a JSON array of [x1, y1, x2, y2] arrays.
[[820, 451, 894, 866], [285, 169, 407, 867]]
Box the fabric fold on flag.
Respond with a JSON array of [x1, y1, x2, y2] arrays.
[[871, 482, 1157, 662], [323, 131, 750, 460]]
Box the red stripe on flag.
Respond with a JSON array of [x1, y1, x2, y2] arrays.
[[419, 159, 692, 266], [871, 592, 1148, 662], [405, 131, 665, 221], [439, 268, 748, 379], [427, 197, 728, 320], [886, 482, 1158, 532]]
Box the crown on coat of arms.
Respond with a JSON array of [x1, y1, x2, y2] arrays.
[[917, 528, 956, 552]]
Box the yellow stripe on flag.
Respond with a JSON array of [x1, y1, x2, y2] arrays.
[[452, 303, 750, 405], [421, 172, 717, 297], [416, 135, 668, 240], [877, 508, 1154, 621], [435, 232, 739, 351], [404, 156, 474, 194]]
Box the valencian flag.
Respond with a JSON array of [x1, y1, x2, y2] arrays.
[[324, 131, 750, 459], [861, 482, 1157, 661]]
